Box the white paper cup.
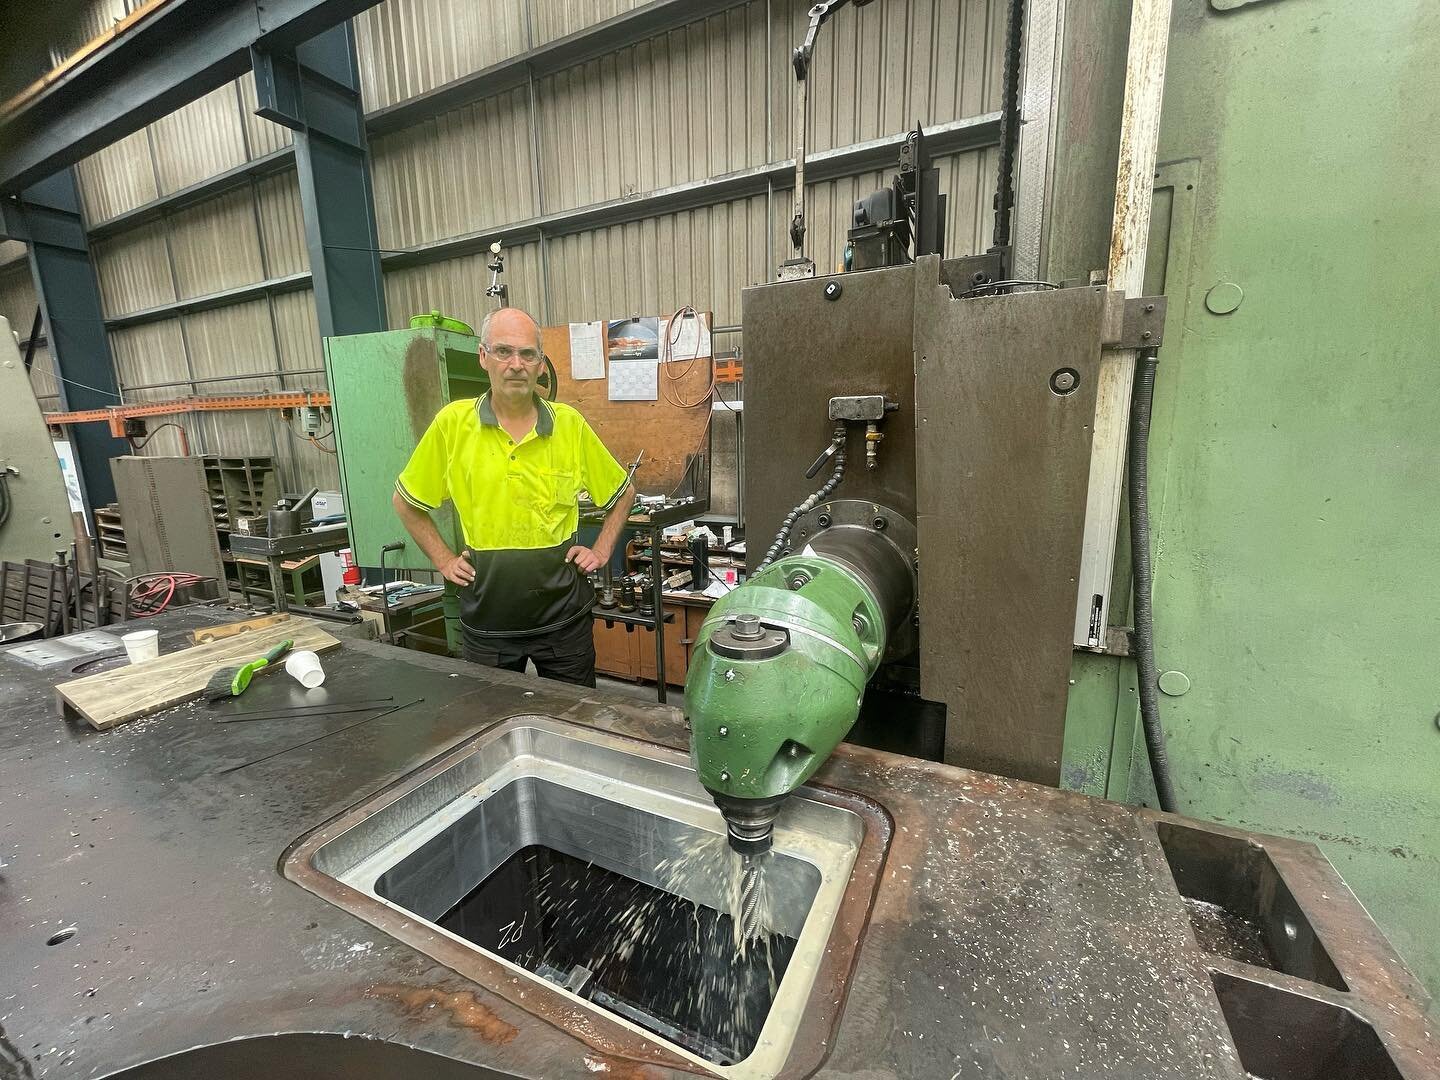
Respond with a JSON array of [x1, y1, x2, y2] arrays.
[[121, 629, 160, 664], [284, 649, 325, 689]]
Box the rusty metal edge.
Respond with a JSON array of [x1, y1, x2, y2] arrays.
[[1134, 808, 1439, 1077]]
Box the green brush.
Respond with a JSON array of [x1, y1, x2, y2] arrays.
[[203, 639, 293, 703]]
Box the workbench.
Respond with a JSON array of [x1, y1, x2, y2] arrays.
[[228, 552, 324, 609], [1, 606, 1434, 1079], [228, 525, 349, 614], [585, 497, 707, 704]]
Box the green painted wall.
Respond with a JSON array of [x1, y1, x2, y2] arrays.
[[1062, 0, 1440, 995]]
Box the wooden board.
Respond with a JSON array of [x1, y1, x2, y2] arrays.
[[232, 554, 321, 572], [189, 612, 290, 645], [541, 322, 713, 497], [56, 620, 342, 731]]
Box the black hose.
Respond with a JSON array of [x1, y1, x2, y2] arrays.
[[1129, 346, 1177, 812], [990, 0, 1025, 251], [757, 427, 847, 572], [0, 472, 10, 530]]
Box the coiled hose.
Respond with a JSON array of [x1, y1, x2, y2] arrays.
[[756, 427, 848, 572], [1129, 347, 1177, 812]]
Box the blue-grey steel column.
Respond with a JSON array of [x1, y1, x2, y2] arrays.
[[3, 170, 127, 508], [251, 23, 387, 337]]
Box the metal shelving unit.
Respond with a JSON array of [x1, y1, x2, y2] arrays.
[[93, 505, 127, 562], [202, 455, 278, 535], [585, 498, 708, 704]]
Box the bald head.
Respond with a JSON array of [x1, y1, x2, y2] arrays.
[[480, 307, 543, 353], [478, 307, 547, 411]]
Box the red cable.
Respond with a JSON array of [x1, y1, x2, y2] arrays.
[[127, 572, 203, 617]]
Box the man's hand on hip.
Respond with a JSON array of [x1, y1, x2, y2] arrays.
[[566, 545, 608, 574], [439, 550, 476, 586]]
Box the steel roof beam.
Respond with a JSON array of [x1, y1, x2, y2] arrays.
[[0, 0, 381, 195]]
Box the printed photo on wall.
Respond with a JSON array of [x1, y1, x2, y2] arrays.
[[607, 317, 660, 361]]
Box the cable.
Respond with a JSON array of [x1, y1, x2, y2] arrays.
[[127, 422, 190, 456], [756, 427, 847, 571], [961, 279, 1061, 297], [23, 306, 42, 373], [663, 365, 740, 501], [124, 572, 203, 618], [0, 471, 11, 530], [656, 311, 737, 499], [711, 351, 739, 413], [659, 306, 717, 409], [283, 414, 339, 455], [46, 371, 124, 401], [1129, 346, 1177, 813]]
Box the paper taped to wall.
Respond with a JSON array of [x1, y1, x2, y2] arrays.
[[660, 311, 711, 362], [568, 321, 606, 380]]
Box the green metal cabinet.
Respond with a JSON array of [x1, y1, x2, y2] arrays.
[[325, 326, 487, 572], [325, 327, 489, 653]]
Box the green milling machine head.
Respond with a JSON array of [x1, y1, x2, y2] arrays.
[[685, 551, 893, 854]]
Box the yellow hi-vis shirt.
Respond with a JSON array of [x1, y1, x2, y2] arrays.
[[396, 392, 628, 637]]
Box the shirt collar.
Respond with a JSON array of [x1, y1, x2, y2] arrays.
[[476, 391, 554, 437]]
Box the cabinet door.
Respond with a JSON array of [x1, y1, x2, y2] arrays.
[[635, 604, 689, 686], [592, 619, 639, 680]]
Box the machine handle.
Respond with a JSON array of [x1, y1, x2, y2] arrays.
[[804, 441, 840, 480]]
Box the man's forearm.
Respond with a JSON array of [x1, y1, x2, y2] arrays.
[[392, 492, 457, 568], [595, 484, 637, 558]]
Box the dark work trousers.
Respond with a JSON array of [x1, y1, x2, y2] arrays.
[[461, 613, 597, 688]]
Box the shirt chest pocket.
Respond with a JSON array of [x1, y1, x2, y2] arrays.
[[543, 467, 578, 510]]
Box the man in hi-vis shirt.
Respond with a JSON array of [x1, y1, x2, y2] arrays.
[[392, 307, 635, 686]]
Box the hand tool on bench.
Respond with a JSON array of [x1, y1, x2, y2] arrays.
[[203, 639, 293, 703]]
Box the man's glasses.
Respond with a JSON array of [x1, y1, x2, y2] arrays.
[[485, 344, 543, 364]]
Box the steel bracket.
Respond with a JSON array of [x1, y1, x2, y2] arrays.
[[1073, 625, 1135, 657], [0, 198, 28, 241], [1101, 294, 1168, 350], [777, 257, 816, 281]]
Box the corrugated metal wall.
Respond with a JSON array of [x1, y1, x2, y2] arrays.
[[27, 0, 1002, 517], [355, 0, 527, 110], [45, 0, 128, 68], [0, 253, 38, 331], [79, 138, 327, 490], [532, 0, 650, 46], [532, 7, 771, 210], [371, 88, 537, 249]]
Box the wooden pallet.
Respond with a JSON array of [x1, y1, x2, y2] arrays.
[[0, 560, 66, 630], [0, 559, 125, 631]]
